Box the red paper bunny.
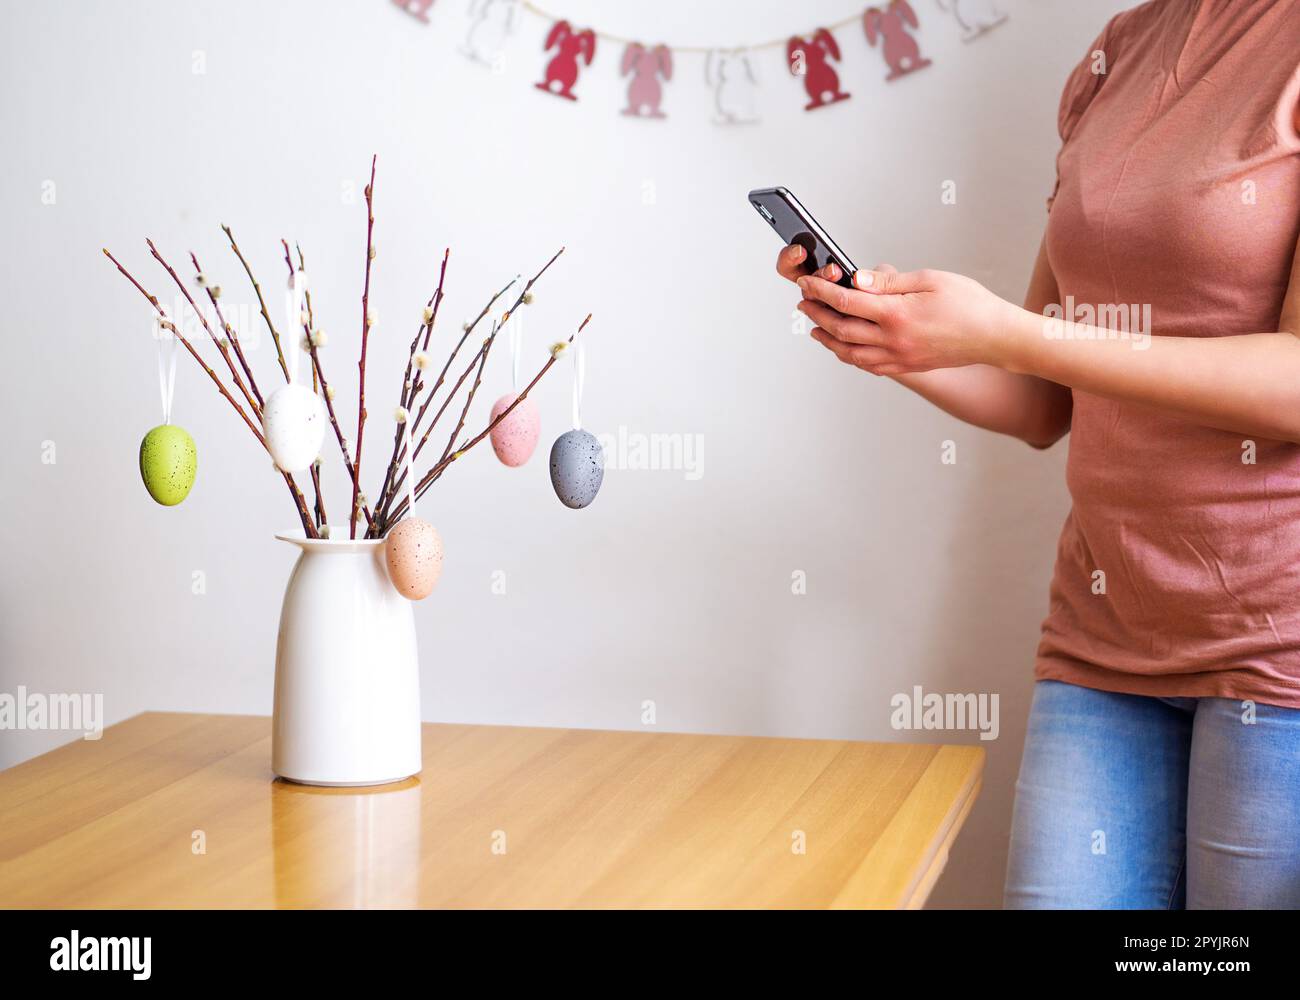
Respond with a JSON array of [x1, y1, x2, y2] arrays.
[[535, 20, 596, 101], [391, 0, 435, 24], [621, 43, 672, 118], [787, 28, 850, 111], [863, 0, 932, 81]]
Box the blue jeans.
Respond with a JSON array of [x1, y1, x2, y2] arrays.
[[1004, 679, 1300, 908]]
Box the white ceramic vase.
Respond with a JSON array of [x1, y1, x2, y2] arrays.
[[272, 527, 421, 786]]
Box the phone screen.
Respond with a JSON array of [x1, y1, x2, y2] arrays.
[[749, 187, 857, 288]]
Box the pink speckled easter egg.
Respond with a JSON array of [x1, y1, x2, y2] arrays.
[[489, 393, 541, 467], [385, 517, 443, 601]]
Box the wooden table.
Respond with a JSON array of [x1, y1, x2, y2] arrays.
[[0, 712, 983, 909]]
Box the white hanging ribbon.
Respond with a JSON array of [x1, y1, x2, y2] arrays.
[[509, 311, 523, 393], [403, 413, 417, 518], [571, 334, 585, 431], [285, 271, 307, 385], [157, 325, 178, 425]]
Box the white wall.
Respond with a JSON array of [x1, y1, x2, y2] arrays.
[[0, 0, 1130, 907]]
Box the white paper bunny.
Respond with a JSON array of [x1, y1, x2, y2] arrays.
[[706, 49, 759, 126], [461, 0, 518, 65], [935, 0, 1008, 42]]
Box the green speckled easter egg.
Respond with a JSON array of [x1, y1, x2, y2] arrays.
[[139, 424, 197, 506]]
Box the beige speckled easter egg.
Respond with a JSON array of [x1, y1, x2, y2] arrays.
[[489, 393, 541, 467], [385, 517, 443, 600]]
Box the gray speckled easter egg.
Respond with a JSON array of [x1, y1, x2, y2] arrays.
[[549, 429, 604, 509]]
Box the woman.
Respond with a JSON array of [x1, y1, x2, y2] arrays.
[[777, 0, 1300, 908]]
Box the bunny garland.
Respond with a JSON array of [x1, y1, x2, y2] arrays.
[[391, 0, 435, 24], [863, 1, 932, 82], [936, 0, 1008, 43], [461, 0, 520, 65], [535, 19, 596, 100], [706, 49, 760, 126], [398, 1, 1011, 119], [621, 43, 672, 119], [787, 29, 851, 111]]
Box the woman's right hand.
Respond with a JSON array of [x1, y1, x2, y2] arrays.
[[776, 243, 895, 287], [775, 243, 815, 282], [774, 239, 1072, 449]]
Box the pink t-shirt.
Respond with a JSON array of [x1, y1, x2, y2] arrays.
[[1036, 0, 1300, 707]]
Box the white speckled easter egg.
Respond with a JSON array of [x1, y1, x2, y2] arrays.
[[139, 424, 197, 506], [263, 383, 326, 473], [549, 429, 604, 509], [489, 393, 541, 467], [385, 517, 443, 600]]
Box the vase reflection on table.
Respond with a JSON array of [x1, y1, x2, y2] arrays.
[[271, 775, 423, 907]]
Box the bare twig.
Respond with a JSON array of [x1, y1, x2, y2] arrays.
[[385, 330, 489, 514], [102, 247, 318, 537], [351, 154, 378, 539], [386, 313, 593, 526], [281, 242, 376, 533], [375, 249, 449, 534], [375, 273, 515, 527], [190, 251, 263, 410], [381, 248, 564, 521], [296, 244, 325, 530], [146, 239, 260, 418], [310, 460, 328, 527], [438, 324, 496, 469], [223, 224, 290, 382]]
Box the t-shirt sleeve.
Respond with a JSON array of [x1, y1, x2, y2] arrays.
[[1047, 23, 1113, 212]]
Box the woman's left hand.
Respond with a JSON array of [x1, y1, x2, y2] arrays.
[[796, 263, 1016, 376]]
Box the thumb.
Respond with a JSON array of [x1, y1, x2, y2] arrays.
[[852, 267, 928, 294]]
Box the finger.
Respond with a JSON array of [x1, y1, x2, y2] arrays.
[[810, 327, 893, 370], [797, 299, 884, 346], [797, 274, 894, 323], [817, 262, 843, 283], [851, 267, 932, 294], [776, 244, 814, 282]]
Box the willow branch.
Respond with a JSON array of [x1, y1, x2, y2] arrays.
[[438, 323, 495, 468], [281, 242, 376, 532], [385, 329, 489, 513], [351, 154, 377, 539], [223, 224, 290, 382], [382, 248, 564, 518], [310, 461, 328, 527], [387, 313, 593, 525], [375, 249, 449, 534], [103, 248, 317, 537], [376, 273, 515, 526], [146, 239, 260, 418], [295, 245, 327, 531], [190, 251, 263, 410]]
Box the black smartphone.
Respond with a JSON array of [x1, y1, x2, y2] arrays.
[[748, 186, 857, 288]]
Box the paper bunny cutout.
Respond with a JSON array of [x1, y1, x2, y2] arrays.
[[706, 49, 759, 125], [392, 0, 436, 23], [935, 0, 1008, 42], [622, 43, 672, 118], [534, 19, 596, 101], [863, 0, 933, 81], [462, 0, 518, 64], [787, 28, 850, 111]]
